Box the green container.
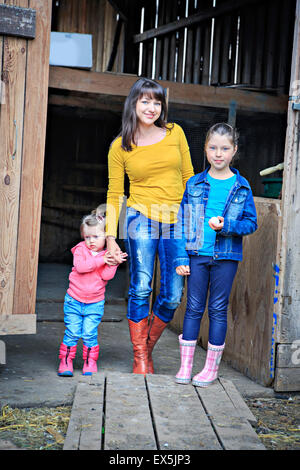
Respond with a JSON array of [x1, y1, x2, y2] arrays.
[[262, 178, 282, 198]]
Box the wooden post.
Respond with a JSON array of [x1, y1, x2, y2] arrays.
[[0, 0, 52, 334], [273, 0, 300, 391], [0, 0, 28, 327]]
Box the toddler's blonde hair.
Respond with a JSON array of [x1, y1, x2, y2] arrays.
[[80, 208, 106, 238]]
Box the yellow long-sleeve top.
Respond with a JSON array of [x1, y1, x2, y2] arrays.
[[106, 123, 194, 237]]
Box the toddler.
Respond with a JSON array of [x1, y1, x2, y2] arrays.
[[58, 211, 127, 376]]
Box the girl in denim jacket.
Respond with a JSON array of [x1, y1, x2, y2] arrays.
[[174, 123, 257, 387]]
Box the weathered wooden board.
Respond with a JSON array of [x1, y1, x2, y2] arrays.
[[63, 372, 265, 450], [273, 0, 300, 392], [13, 0, 52, 318], [196, 380, 265, 450], [49, 66, 287, 114], [0, 4, 36, 39], [219, 378, 257, 425], [0, 0, 28, 320], [104, 372, 156, 450], [63, 375, 105, 450], [0, 0, 51, 335], [146, 374, 221, 450]]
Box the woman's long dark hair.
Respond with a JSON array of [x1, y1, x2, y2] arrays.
[[121, 77, 171, 151]]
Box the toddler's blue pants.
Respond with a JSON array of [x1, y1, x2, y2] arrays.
[[62, 293, 104, 347]]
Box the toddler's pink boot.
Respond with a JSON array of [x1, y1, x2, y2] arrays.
[[175, 335, 197, 384], [58, 343, 77, 377], [192, 342, 225, 387], [82, 345, 99, 375]]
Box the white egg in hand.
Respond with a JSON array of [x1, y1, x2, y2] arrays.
[[210, 217, 221, 226]]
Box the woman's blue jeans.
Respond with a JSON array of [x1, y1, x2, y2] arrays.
[[124, 207, 184, 323], [63, 293, 105, 347], [183, 255, 238, 345]]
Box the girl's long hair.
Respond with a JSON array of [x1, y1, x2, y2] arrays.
[[121, 77, 171, 151]]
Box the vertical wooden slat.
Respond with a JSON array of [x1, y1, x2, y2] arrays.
[[253, 2, 266, 88], [161, 0, 171, 80], [211, 15, 222, 85], [202, 20, 211, 85], [0, 0, 28, 317], [274, 0, 300, 391], [192, 23, 201, 84], [264, 0, 280, 89], [176, 0, 186, 83], [241, 6, 255, 85], [168, 1, 177, 81], [13, 0, 52, 316], [154, 0, 164, 79], [277, 0, 295, 93], [229, 13, 238, 85], [220, 15, 231, 84], [184, 0, 195, 84]]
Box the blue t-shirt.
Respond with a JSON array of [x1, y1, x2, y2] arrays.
[[199, 172, 236, 256]]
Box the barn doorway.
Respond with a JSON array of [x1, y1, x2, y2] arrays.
[[36, 102, 127, 308]]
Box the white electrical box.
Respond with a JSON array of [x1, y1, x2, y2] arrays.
[[49, 32, 93, 69]]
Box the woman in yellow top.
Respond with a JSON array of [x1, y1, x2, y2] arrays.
[[105, 77, 194, 375]]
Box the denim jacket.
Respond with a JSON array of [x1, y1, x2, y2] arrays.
[[174, 167, 257, 267]]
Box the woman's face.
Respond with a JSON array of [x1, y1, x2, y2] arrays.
[[135, 94, 162, 127]]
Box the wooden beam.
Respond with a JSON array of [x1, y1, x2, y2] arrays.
[[49, 66, 288, 114], [0, 4, 36, 39], [133, 0, 261, 43]]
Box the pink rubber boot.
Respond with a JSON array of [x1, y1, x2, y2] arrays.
[[192, 342, 225, 387], [175, 335, 197, 384], [82, 345, 99, 376], [58, 343, 77, 377]]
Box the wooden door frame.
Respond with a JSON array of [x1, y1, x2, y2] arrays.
[[273, 0, 300, 391], [0, 0, 52, 334]]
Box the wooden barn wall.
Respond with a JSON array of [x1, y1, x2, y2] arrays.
[[138, 0, 295, 93], [51, 0, 125, 73]]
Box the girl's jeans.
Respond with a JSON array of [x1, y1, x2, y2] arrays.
[[124, 207, 184, 323], [183, 255, 238, 345], [63, 293, 105, 347]]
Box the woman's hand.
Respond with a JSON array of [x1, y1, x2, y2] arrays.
[[176, 265, 190, 276], [106, 237, 128, 264]]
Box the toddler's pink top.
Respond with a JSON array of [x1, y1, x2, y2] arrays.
[[67, 241, 118, 303]]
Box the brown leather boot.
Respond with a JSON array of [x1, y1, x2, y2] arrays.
[[128, 317, 149, 375], [147, 312, 168, 374]]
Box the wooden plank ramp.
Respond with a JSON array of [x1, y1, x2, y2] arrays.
[[63, 372, 265, 451]]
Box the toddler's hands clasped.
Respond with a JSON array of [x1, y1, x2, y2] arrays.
[[104, 250, 128, 265]]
